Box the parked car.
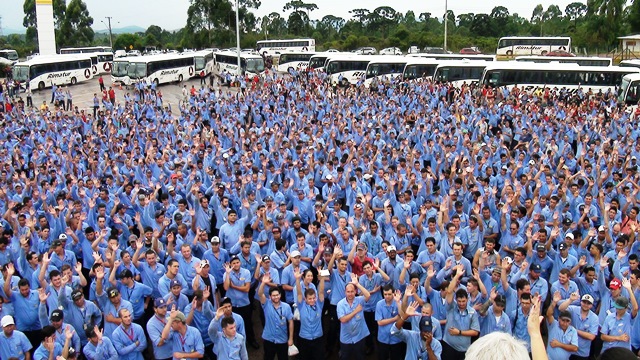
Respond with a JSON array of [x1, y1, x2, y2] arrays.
[[326, 49, 340, 53], [545, 49, 576, 57], [459, 47, 482, 55], [379, 47, 402, 55], [114, 50, 127, 58], [408, 46, 421, 54], [423, 46, 447, 54], [127, 50, 141, 57], [354, 47, 377, 55]]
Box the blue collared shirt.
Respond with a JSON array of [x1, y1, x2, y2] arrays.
[[442, 301, 480, 352], [0, 329, 32, 360], [262, 299, 293, 343], [223, 268, 252, 307], [110, 323, 147, 360], [601, 311, 633, 352], [168, 325, 205, 360], [375, 299, 401, 344], [390, 326, 442, 360], [297, 298, 324, 340], [566, 305, 598, 357], [337, 296, 370, 344], [146, 314, 173, 360], [117, 281, 153, 319], [136, 261, 166, 298], [82, 336, 119, 360], [546, 320, 578, 360], [209, 317, 248, 360]]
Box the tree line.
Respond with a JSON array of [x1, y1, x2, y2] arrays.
[[1, 0, 640, 57]]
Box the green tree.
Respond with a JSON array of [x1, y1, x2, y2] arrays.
[[283, 0, 319, 35], [470, 13, 493, 37], [368, 6, 400, 37], [261, 12, 287, 38], [457, 13, 475, 28], [58, 0, 94, 47], [587, 0, 625, 45], [145, 25, 164, 43], [113, 33, 143, 51], [629, 0, 640, 33]]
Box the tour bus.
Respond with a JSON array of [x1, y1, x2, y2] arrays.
[[12, 54, 94, 90], [433, 60, 491, 86], [619, 60, 640, 69], [60, 46, 113, 54], [479, 62, 640, 92], [124, 53, 196, 86], [111, 59, 129, 84], [193, 49, 215, 78], [618, 73, 640, 108], [407, 53, 496, 62], [496, 36, 572, 57], [0, 49, 19, 63], [256, 38, 315, 57], [308, 52, 347, 71], [276, 51, 316, 73], [515, 55, 612, 67], [402, 58, 440, 81], [212, 51, 265, 78], [363, 57, 408, 86], [325, 55, 376, 86]]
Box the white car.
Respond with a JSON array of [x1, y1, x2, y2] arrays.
[[326, 49, 340, 53], [354, 47, 377, 55], [127, 50, 141, 57], [379, 47, 402, 55], [407, 46, 420, 54]]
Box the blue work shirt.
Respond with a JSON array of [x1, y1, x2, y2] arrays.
[[184, 300, 215, 346], [136, 261, 166, 298], [375, 299, 401, 344], [116, 281, 153, 319], [158, 274, 189, 297], [281, 264, 308, 303], [97, 294, 134, 340], [9, 290, 41, 331], [0, 329, 32, 360], [601, 311, 633, 352], [479, 306, 512, 336], [168, 325, 205, 360], [209, 317, 249, 360], [262, 299, 293, 344], [208, 312, 246, 339], [57, 291, 102, 345], [33, 341, 62, 360], [297, 296, 324, 340], [82, 336, 119, 360], [146, 314, 173, 360], [223, 268, 252, 307], [329, 269, 352, 305], [566, 305, 599, 358], [546, 320, 578, 360], [110, 323, 147, 360], [390, 326, 442, 360], [442, 301, 480, 352], [337, 296, 370, 344]]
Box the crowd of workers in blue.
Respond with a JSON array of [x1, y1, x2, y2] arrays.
[[0, 69, 638, 360]]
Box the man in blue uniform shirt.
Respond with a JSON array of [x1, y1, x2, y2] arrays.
[[0, 315, 32, 360], [337, 272, 371, 360], [258, 272, 294, 360], [209, 307, 249, 360], [391, 300, 441, 360]]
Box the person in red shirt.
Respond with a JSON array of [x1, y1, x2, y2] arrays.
[[108, 87, 116, 105], [98, 75, 105, 91], [348, 242, 375, 276]]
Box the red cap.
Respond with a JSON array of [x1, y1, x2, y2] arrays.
[[610, 278, 622, 290]]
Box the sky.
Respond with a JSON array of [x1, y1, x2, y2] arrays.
[[2, 0, 580, 33]]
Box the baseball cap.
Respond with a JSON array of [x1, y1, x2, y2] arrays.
[[119, 269, 134, 279], [558, 310, 572, 320], [173, 311, 187, 323], [419, 316, 433, 332], [166, 185, 175, 192], [170, 279, 182, 288], [50, 309, 64, 322], [530, 264, 542, 273], [610, 278, 622, 290], [562, 217, 572, 226], [0, 315, 13, 328], [261, 255, 271, 262], [387, 245, 397, 252], [323, 247, 333, 254], [356, 243, 366, 250], [492, 267, 502, 274], [494, 294, 507, 307], [536, 243, 546, 252], [211, 236, 220, 243], [52, 239, 62, 247], [71, 289, 83, 301], [326, 174, 333, 180], [199, 260, 210, 269], [503, 256, 513, 265], [107, 287, 120, 298], [558, 243, 568, 251], [58, 234, 68, 241], [598, 225, 606, 232], [614, 296, 629, 309], [154, 298, 168, 308], [230, 255, 240, 263], [565, 233, 574, 240], [581, 294, 595, 304], [290, 250, 301, 258]]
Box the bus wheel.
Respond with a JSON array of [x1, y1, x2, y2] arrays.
[[70, 77, 77, 85], [154, 78, 159, 86], [178, 74, 183, 82], [506, 50, 513, 56], [38, 82, 45, 90]]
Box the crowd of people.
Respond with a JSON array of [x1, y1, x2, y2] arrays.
[[0, 64, 639, 360]]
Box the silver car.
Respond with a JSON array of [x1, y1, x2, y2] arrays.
[[354, 47, 377, 55]]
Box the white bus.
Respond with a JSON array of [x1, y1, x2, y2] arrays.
[[308, 52, 347, 71], [0, 50, 19, 63], [496, 36, 571, 57], [618, 73, 640, 107], [515, 55, 612, 67], [325, 55, 375, 86], [402, 58, 440, 80], [213, 51, 265, 78], [256, 38, 315, 57], [363, 57, 408, 86], [124, 54, 195, 86], [276, 52, 316, 73], [60, 46, 113, 54], [111, 59, 129, 84], [12, 54, 94, 90], [479, 62, 639, 92], [619, 60, 640, 69], [408, 53, 496, 61], [433, 60, 490, 86], [193, 50, 215, 78]]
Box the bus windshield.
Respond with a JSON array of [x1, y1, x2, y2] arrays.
[[195, 57, 206, 71], [246, 59, 265, 73], [309, 57, 327, 69], [127, 63, 147, 78], [12, 65, 29, 81], [0, 51, 19, 61], [619, 78, 640, 105], [366, 63, 405, 78], [112, 61, 129, 77]]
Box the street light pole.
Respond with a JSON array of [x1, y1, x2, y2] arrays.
[[105, 16, 114, 49], [235, 0, 242, 76], [443, 0, 448, 51]]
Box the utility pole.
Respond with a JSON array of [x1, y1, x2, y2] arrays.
[[105, 17, 114, 49], [443, 0, 448, 51], [235, 0, 241, 76]]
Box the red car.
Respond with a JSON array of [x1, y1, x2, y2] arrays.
[[544, 50, 576, 57], [460, 47, 482, 55]]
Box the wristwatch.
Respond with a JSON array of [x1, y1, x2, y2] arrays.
[[458, 329, 462, 335]]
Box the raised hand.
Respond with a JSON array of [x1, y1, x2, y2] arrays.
[[261, 272, 271, 284], [350, 273, 358, 284], [569, 291, 580, 302], [203, 286, 210, 300], [405, 301, 420, 317], [622, 277, 632, 290], [393, 289, 402, 303], [38, 288, 49, 303], [65, 326, 74, 340], [553, 290, 562, 303]]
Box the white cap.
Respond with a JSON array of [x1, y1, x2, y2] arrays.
[[598, 225, 606, 232], [58, 234, 68, 240], [1, 315, 14, 327], [566, 233, 575, 240], [387, 245, 397, 252], [529, 160, 535, 165], [167, 185, 175, 192], [503, 256, 513, 265], [581, 294, 594, 304], [290, 250, 301, 258], [222, 153, 229, 159], [363, 174, 373, 180], [326, 175, 333, 181]]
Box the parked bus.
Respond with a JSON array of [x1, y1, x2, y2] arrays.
[[308, 52, 346, 71], [618, 73, 640, 107], [408, 53, 496, 61], [0, 49, 19, 63], [325, 55, 375, 86], [256, 38, 315, 57], [12, 54, 94, 90], [193, 50, 215, 78], [619, 60, 640, 69], [111, 59, 129, 84], [515, 55, 612, 67], [496, 36, 571, 57], [363, 57, 408, 86], [402, 58, 440, 80], [276, 51, 316, 73], [60, 46, 113, 54], [433, 60, 491, 86], [124, 54, 195, 86], [213, 51, 265, 78], [479, 62, 639, 92]]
